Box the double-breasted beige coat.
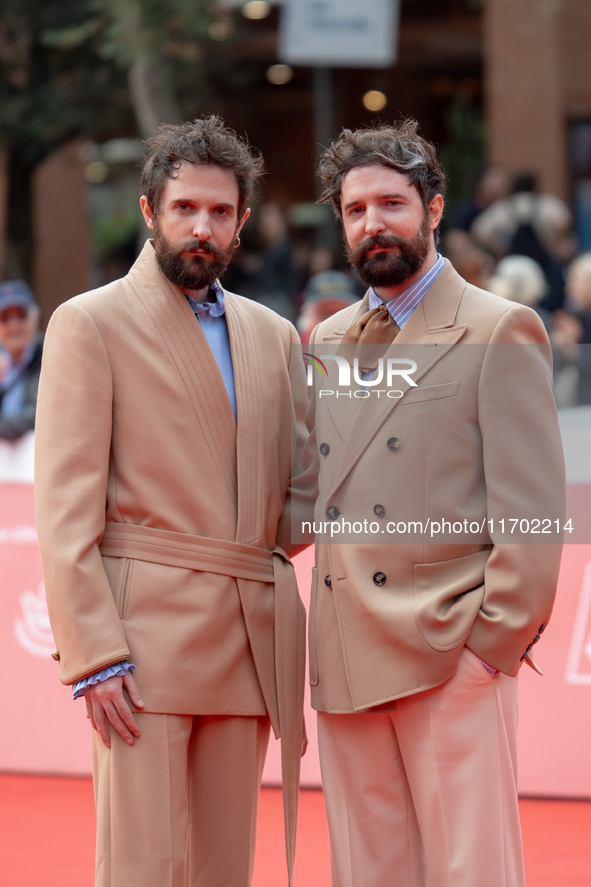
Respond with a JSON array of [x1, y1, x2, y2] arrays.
[[300, 260, 566, 714]]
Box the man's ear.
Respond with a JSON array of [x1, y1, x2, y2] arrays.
[[236, 207, 251, 236], [427, 194, 444, 232], [140, 195, 155, 230]]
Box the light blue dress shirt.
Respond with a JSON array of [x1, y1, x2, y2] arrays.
[[185, 283, 237, 419]]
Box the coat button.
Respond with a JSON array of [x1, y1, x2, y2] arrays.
[[319, 442, 330, 456], [538, 623, 546, 634], [324, 575, 332, 588], [373, 504, 386, 517], [327, 505, 340, 520], [526, 643, 534, 653], [373, 571, 387, 586], [51, 651, 60, 661], [386, 437, 400, 451]]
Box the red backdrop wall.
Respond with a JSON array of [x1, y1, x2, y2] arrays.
[[2, 430, 590, 796]]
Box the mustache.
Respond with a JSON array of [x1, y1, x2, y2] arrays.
[[349, 234, 407, 263], [179, 240, 225, 260]]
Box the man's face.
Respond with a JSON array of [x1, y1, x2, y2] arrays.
[[140, 161, 249, 296], [0, 305, 38, 362], [340, 164, 443, 291]]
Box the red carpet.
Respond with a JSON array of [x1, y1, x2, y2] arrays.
[[1, 773, 590, 885]]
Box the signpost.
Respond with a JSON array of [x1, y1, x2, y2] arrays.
[[279, 0, 399, 68]]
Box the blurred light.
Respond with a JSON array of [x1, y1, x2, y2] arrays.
[[266, 64, 293, 86], [242, 1, 271, 19], [209, 21, 230, 41], [362, 90, 387, 112], [85, 161, 109, 184], [431, 77, 454, 97]]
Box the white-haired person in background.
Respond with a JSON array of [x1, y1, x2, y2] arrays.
[[488, 254, 550, 315]]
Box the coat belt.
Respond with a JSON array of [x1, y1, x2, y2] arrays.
[[99, 521, 305, 887], [99, 521, 275, 580]]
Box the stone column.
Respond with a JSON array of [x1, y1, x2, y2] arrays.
[[483, 0, 568, 200]]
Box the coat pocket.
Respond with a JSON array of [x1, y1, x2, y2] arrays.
[[413, 549, 489, 651], [118, 558, 134, 619], [399, 380, 459, 406], [102, 555, 135, 620]]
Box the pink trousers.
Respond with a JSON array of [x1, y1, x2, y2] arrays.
[[318, 647, 525, 887]]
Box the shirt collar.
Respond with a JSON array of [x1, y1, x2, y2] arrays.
[[368, 254, 445, 328], [185, 281, 225, 317]]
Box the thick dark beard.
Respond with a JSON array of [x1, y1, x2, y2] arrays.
[[152, 223, 235, 291], [345, 215, 432, 289]]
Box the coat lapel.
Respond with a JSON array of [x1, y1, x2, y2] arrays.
[[313, 295, 370, 437], [127, 242, 238, 506], [325, 261, 469, 496], [224, 290, 269, 545]]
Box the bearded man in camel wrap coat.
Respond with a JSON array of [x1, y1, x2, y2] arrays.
[[34, 116, 308, 887], [296, 120, 566, 887]]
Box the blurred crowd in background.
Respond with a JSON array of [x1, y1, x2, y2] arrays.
[[223, 169, 591, 410], [2, 0, 591, 430], [443, 166, 591, 408], [3, 159, 591, 447]]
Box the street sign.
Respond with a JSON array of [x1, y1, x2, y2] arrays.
[[279, 0, 399, 68]]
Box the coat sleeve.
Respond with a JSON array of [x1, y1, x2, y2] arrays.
[[466, 303, 566, 675], [34, 300, 130, 684]]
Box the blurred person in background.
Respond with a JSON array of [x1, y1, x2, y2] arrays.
[[446, 163, 511, 235], [296, 269, 360, 345], [487, 253, 551, 327], [441, 232, 495, 290], [470, 171, 576, 313], [551, 251, 591, 405], [0, 280, 43, 441], [443, 165, 509, 289], [223, 200, 325, 323], [252, 201, 299, 320]]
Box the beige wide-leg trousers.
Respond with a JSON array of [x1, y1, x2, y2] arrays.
[[318, 647, 525, 887], [91, 712, 270, 887]]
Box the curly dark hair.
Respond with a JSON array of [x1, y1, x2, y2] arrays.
[[317, 119, 446, 234], [141, 115, 266, 216]]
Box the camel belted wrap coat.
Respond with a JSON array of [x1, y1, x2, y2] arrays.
[[34, 240, 309, 880]]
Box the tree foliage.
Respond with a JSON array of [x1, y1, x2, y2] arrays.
[[0, 0, 215, 280], [44, 0, 216, 137], [0, 0, 131, 167]]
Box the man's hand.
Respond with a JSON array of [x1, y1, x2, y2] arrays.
[[84, 672, 145, 749]]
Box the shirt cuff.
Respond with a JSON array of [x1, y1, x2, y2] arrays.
[[72, 662, 135, 700]]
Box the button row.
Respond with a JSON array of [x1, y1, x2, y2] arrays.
[[324, 572, 388, 588], [520, 624, 547, 661], [326, 504, 387, 520], [319, 437, 400, 455]]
